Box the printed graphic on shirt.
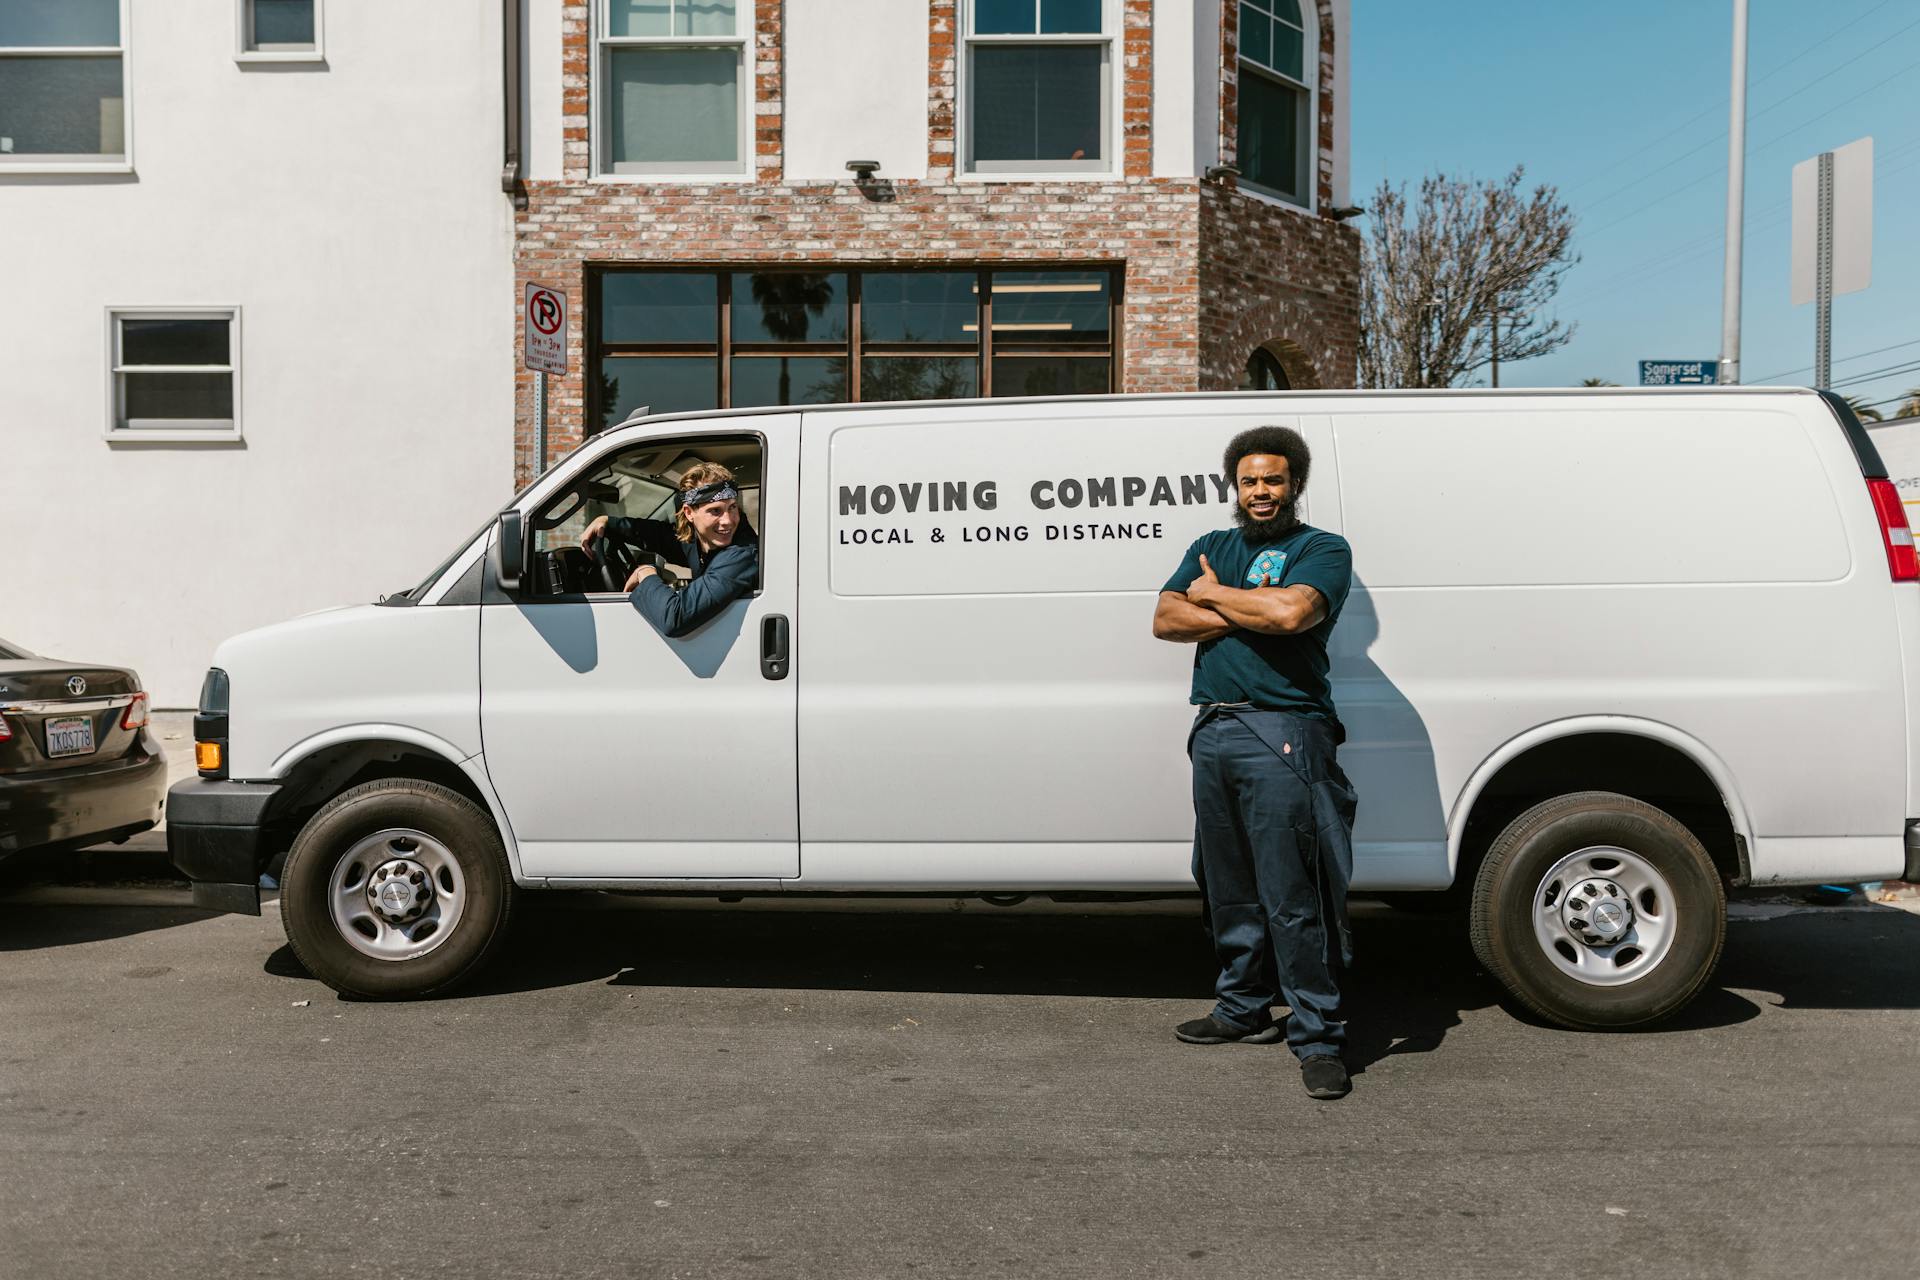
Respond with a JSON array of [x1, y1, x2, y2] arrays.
[[1247, 548, 1288, 585]]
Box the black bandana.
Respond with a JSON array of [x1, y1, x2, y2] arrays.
[[679, 482, 739, 510]]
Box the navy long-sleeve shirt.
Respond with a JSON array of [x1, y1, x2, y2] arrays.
[[605, 516, 759, 638]]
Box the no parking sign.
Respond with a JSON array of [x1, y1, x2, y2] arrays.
[[524, 283, 567, 376]]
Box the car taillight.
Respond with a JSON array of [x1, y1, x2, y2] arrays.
[[121, 691, 150, 730], [0, 715, 11, 743], [1867, 478, 1918, 582]]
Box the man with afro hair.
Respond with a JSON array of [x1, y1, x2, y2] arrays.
[[1152, 424, 1359, 1099]]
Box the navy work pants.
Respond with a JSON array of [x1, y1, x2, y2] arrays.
[[1189, 707, 1358, 1060]]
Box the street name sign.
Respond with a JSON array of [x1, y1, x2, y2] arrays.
[[1638, 360, 1719, 386], [524, 282, 567, 376]]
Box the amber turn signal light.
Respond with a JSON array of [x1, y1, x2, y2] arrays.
[[195, 741, 223, 772]]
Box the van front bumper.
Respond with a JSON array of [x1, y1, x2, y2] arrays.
[[167, 778, 282, 916]]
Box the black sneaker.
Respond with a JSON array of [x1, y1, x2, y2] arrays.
[[1300, 1055, 1351, 1099], [1173, 1014, 1282, 1045]]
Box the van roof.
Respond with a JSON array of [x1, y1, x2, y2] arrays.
[[613, 384, 1828, 430]]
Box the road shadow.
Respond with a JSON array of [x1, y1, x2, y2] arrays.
[[1717, 905, 1920, 1011], [0, 903, 217, 951], [251, 899, 1920, 1063]]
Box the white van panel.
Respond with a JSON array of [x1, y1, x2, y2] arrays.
[[479, 417, 803, 880], [798, 403, 1339, 887], [826, 415, 1243, 597], [223, 604, 482, 780], [1336, 409, 1849, 587]]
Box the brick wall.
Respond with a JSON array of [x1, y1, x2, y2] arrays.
[[1198, 183, 1361, 391], [514, 179, 1208, 482], [515, 0, 1361, 483]]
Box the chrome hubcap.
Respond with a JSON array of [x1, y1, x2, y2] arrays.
[[327, 829, 466, 962], [1563, 877, 1634, 946], [1532, 846, 1676, 987]]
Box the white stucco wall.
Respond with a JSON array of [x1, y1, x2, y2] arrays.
[[784, 0, 929, 182], [0, 1, 515, 705], [1153, 0, 1197, 177]]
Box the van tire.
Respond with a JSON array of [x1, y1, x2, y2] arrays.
[[1469, 791, 1725, 1030], [280, 779, 516, 1000]]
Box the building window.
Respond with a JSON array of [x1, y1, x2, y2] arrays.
[[590, 266, 1119, 430], [595, 0, 749, 177], [964, 0, 1111, 175], [107, 309, 241, 440], [237, 0, 323, 61], [1237, 0, 1312, 206], [0, 0, 128, 170]]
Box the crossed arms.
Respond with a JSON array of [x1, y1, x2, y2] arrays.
[[1151, 553, 1327, 643]]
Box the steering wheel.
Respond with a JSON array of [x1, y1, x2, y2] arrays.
[[588, 531, 641, 593]]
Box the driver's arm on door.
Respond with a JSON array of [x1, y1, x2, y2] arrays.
[[579, 514, 689, 565], [629, 544, 759, 638]]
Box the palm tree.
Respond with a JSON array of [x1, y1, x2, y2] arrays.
[[1580, 377, 1618, 387], [1896, 387, 1920, 420], [1843, 394, 1884, 423], [747, 272, 837, 404]]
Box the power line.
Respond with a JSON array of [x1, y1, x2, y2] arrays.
[[1749, 338, 1920, 384], [1577, 9, 1920, 220], [1562, 0, 1899, 199], [1575, 53, 1920, 246], [1832, 358, 1920, 391]]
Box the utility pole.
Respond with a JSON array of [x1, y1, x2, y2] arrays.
[[1718, 0, 1749, 384]]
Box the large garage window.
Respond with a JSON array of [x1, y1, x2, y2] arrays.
[[594, 0, 750, 177], [0, 0, 128, 171], [1237, 0, 1313, 207], [590, 265, 1121, 431]]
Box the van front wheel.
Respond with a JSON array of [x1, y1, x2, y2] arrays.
[[1469, 791, 1725, 1030], [280, 779, 517, 1000]]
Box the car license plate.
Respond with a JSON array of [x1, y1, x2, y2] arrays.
[[46, 716, 96, 758]]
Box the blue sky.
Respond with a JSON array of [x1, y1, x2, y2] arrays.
[[1349, 0, 1920, 411]]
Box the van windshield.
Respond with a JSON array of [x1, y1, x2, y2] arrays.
[[389, 464, 562, 604]]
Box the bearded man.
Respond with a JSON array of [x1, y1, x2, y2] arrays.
[[1151, 425, 1359, 1100]]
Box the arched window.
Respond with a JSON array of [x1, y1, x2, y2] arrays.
[[1236, 0, 1313, 207], [1242, 347, 1291, 391]]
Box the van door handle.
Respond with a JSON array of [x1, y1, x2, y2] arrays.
[[761, 614, 790, 681]]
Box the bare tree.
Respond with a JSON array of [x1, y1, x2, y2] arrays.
[[1359, 167, 1578, 389]]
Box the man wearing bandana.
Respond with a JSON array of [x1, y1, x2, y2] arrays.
[[1152, 426, 1359, 1100], [578, 461, 760, 638]]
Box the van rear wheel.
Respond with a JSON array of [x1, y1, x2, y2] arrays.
[[1469, 791, 1725, 1030], [280, 779, 516, 1000]]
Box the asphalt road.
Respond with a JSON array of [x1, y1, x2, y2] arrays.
[[2, 891, 1917, 1280]]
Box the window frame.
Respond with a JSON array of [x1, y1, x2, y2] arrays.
[[959, 0, 1118, 181], [104, 306, 244, 443], [587, 264, 1123, 430], [591, 0, 755, 182], [0, 0, 133, 174], [523, 430, 770, 601], [235, 0, 326, 64], [1235, 0, 1316, 211]]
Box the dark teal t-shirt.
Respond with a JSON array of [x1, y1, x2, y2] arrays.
[[1161, 523, 1353, 722]]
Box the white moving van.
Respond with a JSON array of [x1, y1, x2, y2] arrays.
[[169, 388, 1920, 1028]]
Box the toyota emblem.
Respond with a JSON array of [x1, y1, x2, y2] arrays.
[[67, 676, 87, 696]]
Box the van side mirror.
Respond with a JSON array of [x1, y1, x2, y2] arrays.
[[494, 510, 526, 591]]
